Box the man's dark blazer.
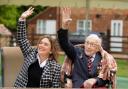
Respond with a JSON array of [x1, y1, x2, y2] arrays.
[[57, 29, 108, 88]]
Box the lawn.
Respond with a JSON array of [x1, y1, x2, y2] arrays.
[[58, 54, 64, 65], [116, 59, 128, 88], [116, 59, 128, 77]]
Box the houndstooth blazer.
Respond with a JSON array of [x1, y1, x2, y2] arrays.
[[14, 20, 61, 88]]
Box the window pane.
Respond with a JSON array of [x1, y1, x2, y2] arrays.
[[79, 20, 84, 28], [77, 20, 92, 34], [36, 20, 46, 34]]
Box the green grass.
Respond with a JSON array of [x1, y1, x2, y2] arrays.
[[116, 59, 128, 77], [58, 54, 64, 65]]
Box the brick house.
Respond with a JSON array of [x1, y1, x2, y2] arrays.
[[27, 6, 128, 54]]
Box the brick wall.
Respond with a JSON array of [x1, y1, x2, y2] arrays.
[[27, 7, 128, 53]]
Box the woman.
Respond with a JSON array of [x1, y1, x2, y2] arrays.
[[14, 7, 61, 88]]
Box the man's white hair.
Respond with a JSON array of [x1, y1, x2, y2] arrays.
[[85, 34, 102, 45]]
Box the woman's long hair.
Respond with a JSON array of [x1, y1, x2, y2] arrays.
[[37, 35, 59, 62]]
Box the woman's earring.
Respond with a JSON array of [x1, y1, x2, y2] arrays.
[[49, 51, 52, 54]]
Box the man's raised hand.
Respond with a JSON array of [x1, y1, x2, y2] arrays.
[[61, 7, 72, 29]]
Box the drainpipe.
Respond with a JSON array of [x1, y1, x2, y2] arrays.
[[85, 0, 90, 34]]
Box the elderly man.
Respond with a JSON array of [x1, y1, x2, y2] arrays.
[[57, 8, 117, 88]]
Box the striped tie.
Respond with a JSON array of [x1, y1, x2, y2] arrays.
[[87, 56, 92, 74]]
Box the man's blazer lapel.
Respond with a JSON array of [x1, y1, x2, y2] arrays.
[[91, 53, 101, 76]]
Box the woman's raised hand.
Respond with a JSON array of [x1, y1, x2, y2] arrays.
[[61, 7, 72, 29], [20, 7, 34, 20]]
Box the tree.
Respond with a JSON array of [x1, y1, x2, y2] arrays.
[[0, 5, 20, 32], [0, 5, 46, 32]]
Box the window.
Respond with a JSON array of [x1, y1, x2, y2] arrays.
[[110, 20, 123, 52], [77, 20, 92, 34], [36, 20, 46, 34], [36, 20, 56, 34], [111, 20, 123, 36]]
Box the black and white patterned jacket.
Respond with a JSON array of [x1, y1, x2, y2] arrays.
[[14, 20, 61, 88]]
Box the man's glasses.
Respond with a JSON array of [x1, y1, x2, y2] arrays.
[[85, 41, 98, 47]]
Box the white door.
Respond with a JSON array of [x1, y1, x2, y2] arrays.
[[45, 20, 56, 34], [110, 20, 123, 52]]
